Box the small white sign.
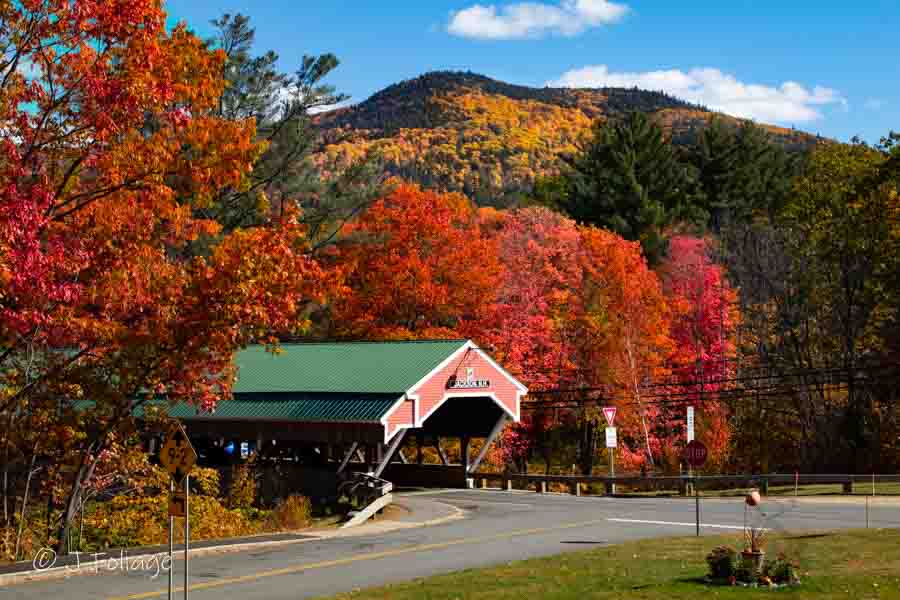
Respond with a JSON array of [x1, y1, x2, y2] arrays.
[[605, 427, 617, 448], [687, 406, 695, 442]]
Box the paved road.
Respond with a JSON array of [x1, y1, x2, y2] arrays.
[[5, 491, 899, 599]]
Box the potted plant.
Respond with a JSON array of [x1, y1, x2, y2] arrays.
[[742, 522, 767, 574]]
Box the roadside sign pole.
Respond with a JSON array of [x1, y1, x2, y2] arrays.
[[686, 406, 695, 494], [159, 421, 196, 600], [695, 477, 700, 537], [184, 474, 189, 600], [168, 479, 174, 600], [605, 426, 617, 495], [683, 438, 707, 537]]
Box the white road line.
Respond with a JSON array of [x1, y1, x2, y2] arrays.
[[608, 518, 745, 530]]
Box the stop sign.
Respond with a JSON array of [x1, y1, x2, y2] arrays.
[[684, 440, 708, 468]]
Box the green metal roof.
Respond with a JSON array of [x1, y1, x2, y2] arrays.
[[79, 340, 469, 425], [170, 392, 402, 423], [232, 340, 468, 394]]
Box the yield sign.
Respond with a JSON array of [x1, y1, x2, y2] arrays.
[[602, 406, 617, 427], [159, 422, 197, 486]]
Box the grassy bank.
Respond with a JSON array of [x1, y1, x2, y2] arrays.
[[323, 528, 900, 599]]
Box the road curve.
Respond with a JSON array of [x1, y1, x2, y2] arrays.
[[3, 490, 898, 600]]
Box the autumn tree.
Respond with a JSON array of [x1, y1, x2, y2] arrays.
[[657, 236, 738, 471], [722, 136, 900, 472], [468, 208, 584, 390], [324, 184, 500, 339], [0, 1, 332, 553]]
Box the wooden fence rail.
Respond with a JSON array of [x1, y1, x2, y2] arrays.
[[469, 472, 900, 496]]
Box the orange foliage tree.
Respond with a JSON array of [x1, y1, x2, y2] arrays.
[[0, 1, 332, 552], [576, 228, 674, 471], [324, 183, 500, 339]]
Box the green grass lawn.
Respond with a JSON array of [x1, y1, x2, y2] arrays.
[[321, 529, 900, 599]]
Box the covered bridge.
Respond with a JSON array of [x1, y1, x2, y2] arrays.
[[168, 339, 527, 491]]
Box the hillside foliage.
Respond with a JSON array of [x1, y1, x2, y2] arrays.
[[313, 71, 822, 206]]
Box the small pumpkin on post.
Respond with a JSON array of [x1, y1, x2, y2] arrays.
[[742, 489, 767, 574]]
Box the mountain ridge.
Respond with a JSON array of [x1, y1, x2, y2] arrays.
[[313, 71, 823, 205]]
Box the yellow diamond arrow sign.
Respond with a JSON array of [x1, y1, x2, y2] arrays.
[[159, 421, 197, 486]]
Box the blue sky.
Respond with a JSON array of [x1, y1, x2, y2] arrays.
[[168, 1, 898, 143]]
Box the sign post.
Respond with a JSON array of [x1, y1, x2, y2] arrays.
[[168, 479, 174, 600], [605, 426, 617, 495], [184, 474, 190, 600], [686, 406, 695, 493], [159, 422, 197, 600], [684, 439, 708, 537]]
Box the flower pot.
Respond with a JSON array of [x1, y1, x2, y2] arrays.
[[741, 550, 766, 575]]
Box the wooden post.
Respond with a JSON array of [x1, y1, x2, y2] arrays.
[[461, 436, 471, 471], [436, 438, 449, 465]]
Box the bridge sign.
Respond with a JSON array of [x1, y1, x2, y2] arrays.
[[159, 422, 197, 485], [684, 439, 708, 468], [602, 406, 617, 427]]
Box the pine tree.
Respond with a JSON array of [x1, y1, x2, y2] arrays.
[[557, 111, 704, 263], [205, 14, 382, 245], [690, 118, 803, 231]]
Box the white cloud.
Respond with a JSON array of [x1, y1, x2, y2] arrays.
[[308, 100, 353, 115], [447, 0, 629, 40], [547, 64, 846, 123], [864, 98, 885, 111]]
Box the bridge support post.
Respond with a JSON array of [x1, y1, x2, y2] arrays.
[[467, 414, 510, 475], [374, 430, 407, 478], [337, 442, 359, 475], [436, 438, 449, 465]]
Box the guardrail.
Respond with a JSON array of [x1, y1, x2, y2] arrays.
[[339, 471, 395, 527], [469, 472, 900, 496]]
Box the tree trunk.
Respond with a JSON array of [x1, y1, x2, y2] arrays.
[[14, 454, 37, 561], [55, 444, 96, 556]]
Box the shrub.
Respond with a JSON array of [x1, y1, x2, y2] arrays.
[[268, 495, 312, 531], [764, 553, 800, 584], [227, 464, 257, 509], [192, 467, 222, 497], [705, 545, 737, 579]]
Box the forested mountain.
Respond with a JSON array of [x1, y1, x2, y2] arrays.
[[313, 71, 824, 205]]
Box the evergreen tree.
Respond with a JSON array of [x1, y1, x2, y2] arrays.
[[556, 111, 704, 263], [690, 118, 803, 231], [204, 14, 382, 245]]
